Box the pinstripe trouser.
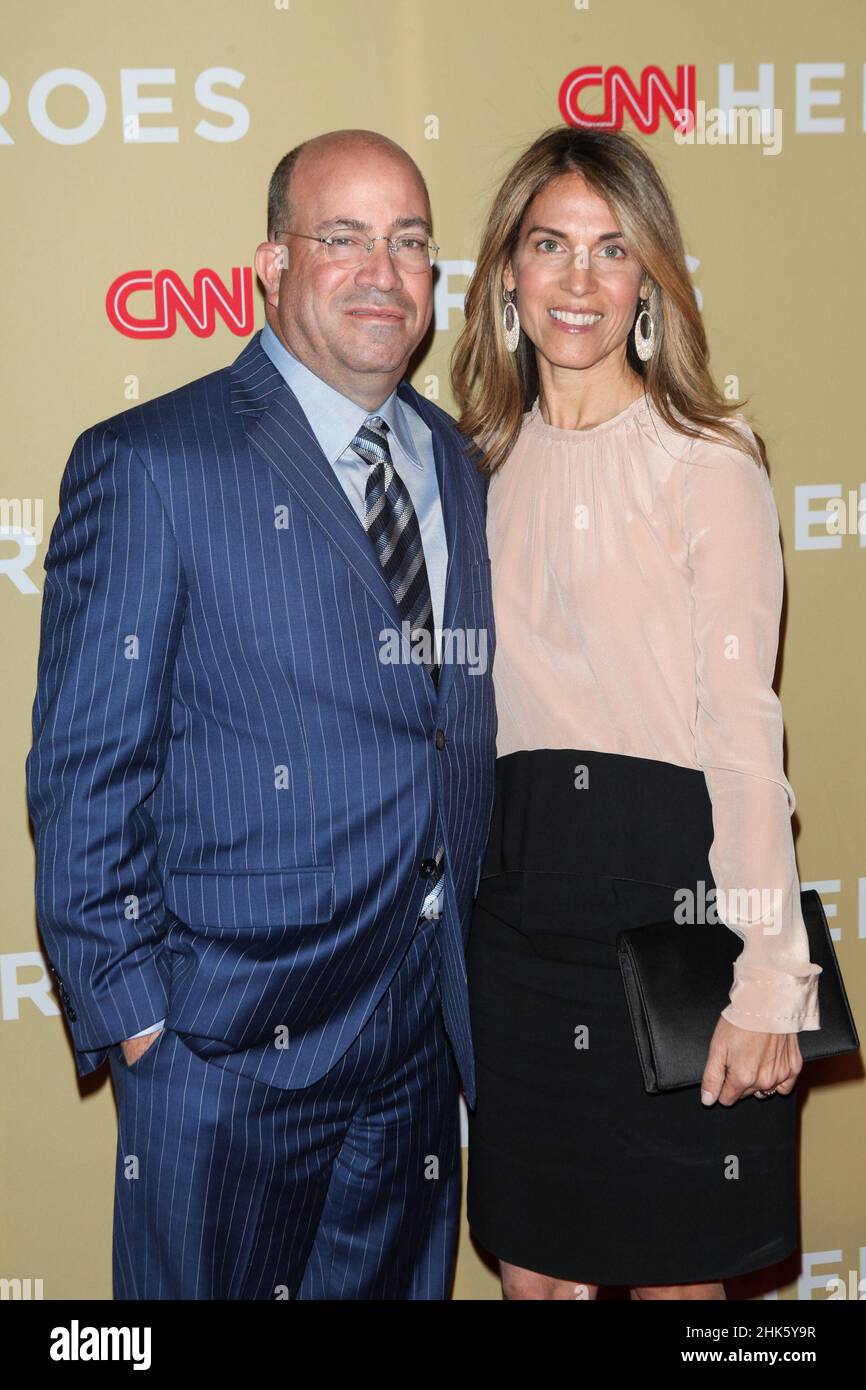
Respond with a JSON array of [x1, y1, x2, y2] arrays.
[[107, 913, 460, 1299]]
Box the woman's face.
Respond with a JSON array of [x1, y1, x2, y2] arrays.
[[503, 173, 650, 378]]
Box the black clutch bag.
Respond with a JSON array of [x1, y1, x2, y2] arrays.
[[617, 889, 860, 1094]]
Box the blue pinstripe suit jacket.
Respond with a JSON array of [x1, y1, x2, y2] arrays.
[[26, 330, 497, 1106]]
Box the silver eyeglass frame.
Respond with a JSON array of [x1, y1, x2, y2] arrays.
[[273, 229, 439, 270]]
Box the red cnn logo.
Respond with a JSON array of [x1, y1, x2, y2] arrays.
[[106, 267, 254, 338], [558, 65, 695, 133]]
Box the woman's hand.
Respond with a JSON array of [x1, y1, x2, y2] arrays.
[[700, 1017, 803, 1106]]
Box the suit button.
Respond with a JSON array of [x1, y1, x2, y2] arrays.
[[67, 1008, 77, 1022], [435, 729, 446, 750], [419, 859, 437, 878]]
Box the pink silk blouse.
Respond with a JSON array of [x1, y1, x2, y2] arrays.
[[485, 392, 822, 1034]]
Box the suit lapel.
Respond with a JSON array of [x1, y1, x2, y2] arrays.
[[231, 332, 405, 633], [230, 332, 466, 710]]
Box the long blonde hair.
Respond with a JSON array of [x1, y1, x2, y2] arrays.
[[450, 125, 765, 474]]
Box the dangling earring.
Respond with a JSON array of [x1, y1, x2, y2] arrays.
[[502, 288, 520, 353], [634, 292, 655, 362]]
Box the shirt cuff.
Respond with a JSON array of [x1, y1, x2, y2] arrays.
[[126, 1019, 165, 1039], [721, 965, 821, 1033]]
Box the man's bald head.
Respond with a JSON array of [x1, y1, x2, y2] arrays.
[[267, 130, 430, 239], [256, 128, 436, 409]]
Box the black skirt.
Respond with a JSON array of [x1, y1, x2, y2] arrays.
[[466, 749, 799, 1287]]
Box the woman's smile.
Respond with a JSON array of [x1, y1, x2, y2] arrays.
[[547, 307, 604, 331]]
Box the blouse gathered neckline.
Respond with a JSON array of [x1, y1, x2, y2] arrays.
[[526, 390, 652, 441]]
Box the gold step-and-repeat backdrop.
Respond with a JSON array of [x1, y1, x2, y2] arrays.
[[3, 0, 864, 1300]]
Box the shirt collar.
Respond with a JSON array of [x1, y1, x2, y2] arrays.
[[260, 321, 423, 470]]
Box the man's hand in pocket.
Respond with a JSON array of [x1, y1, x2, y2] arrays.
[[120, 1031, 163, 1067]]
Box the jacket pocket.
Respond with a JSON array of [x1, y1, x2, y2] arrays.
[[165, 867, 335, 933]]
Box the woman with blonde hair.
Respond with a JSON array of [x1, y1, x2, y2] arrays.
[[452, 124, 822, 1301]]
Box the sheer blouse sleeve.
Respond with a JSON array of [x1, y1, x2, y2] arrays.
[[682, 421, 822, 1033]]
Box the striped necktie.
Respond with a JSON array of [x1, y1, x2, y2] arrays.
[[351, 414, 439, 687]]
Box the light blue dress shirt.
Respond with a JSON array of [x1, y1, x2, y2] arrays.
[[260, 321, 448, 652], [129, 323, 448, 1041]]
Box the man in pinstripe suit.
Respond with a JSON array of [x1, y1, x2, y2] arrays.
[[26, 129, 497, 1299]]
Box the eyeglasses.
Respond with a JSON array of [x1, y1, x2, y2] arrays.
[[274, 229, 438, 272]]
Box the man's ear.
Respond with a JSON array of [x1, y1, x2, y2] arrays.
[[254, 240, 288, 306]]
